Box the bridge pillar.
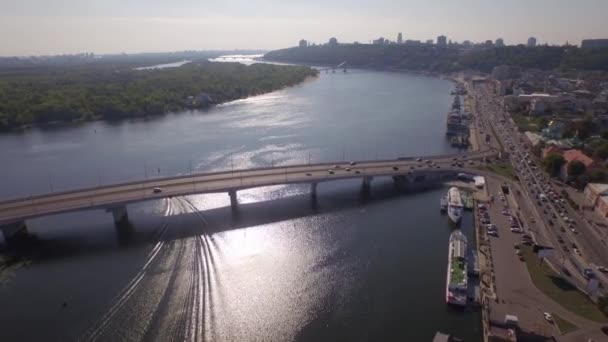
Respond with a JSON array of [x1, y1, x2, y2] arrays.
[[228, 190, 238, 210], [0, 221, 28, 245], [108, 205, 129, 225], [310, 182, 318, 199], [361, 176, 373, 194]]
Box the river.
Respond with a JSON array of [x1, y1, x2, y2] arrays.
[[0, 61, 481, 341]]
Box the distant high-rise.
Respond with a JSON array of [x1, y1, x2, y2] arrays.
[[397, 32, 403, 44], [299, 39, 308, 48], [581, 39, 608, 49], [527, 37, 537, 47], [437, 35, 447, 48], [426, 39, 434, 45], [495, 38, 505, 47], [328, 37, 338, 46]]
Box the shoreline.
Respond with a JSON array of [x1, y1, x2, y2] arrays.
[[0, 74, 319, 134]]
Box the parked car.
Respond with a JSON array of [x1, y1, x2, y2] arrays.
[[152, 187, 163, 194], [543, 312, 554, 324]]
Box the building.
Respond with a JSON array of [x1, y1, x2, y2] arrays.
[[584, 183, 608, 218], [561, 149, 594, 180], [542, 145, 563, 158], [437, 35, 447, 48], [527, 37, 537, 47], [542, 121, 566, 140], [298, 39, 308, 48], [495, 38, 505, 47], [491, 65, 521, 81], [373, 37, 385, 45], [581, 39, 608, 49], [397, 32, 403, 44], [426, 39, 434, 45], [328, 37, 338, 46]]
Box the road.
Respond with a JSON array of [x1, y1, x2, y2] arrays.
[[472, 80, 608, 284], [0, 151, 498, 226]]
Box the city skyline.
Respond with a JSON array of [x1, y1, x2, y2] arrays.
[[1, 0, 607, 56]]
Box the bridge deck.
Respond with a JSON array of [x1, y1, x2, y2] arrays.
[[0, 152, 495, 224]]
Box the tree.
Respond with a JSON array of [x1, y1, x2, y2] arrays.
[[593, 142, 608, 160], [542, 153, 565, 177], [590, 169, 608, 182], [567, 160, 586, 178]]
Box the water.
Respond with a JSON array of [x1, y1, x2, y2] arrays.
[[134, 60, 191, 70], [0, 68, 481, 341]]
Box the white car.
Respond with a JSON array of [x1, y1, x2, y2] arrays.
[[543, 312, 554, 324]]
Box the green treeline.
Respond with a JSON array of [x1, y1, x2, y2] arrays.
[[264, 45, 608, 73], [0, 61, 318, 130]]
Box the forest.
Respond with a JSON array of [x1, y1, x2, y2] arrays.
[[264, 44, 608, 73], [0, 60, 317, 130]]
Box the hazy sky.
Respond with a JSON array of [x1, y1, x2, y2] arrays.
[[1, 0, 607, 56]]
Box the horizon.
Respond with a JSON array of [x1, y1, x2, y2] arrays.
[[1, 0, 607, 57]]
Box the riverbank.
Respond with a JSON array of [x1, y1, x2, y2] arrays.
[[0, 61, 319, 132]]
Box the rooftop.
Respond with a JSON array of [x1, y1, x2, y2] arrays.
[[563, 149, 594, 167], [587, 183, 608, 196]]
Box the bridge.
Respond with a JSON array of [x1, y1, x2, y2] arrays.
[[0, 149, 498, 243]]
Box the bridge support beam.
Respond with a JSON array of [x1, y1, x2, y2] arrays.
[[228, 190, 238, 211], [361, 176, 373, 194], [0, 221, 28, 245], [310, 182, 318, 199], [108, 205, 129, 225]]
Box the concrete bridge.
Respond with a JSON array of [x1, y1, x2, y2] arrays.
[[0, 150, 497, 243]]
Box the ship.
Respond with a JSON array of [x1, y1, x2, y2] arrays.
[[446, 96, 468, 136], [440, 195, 448, 212], [447, 187, 463, 224], [446, 230, 468, 306]]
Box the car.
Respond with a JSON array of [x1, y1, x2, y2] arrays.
[[334, 165, 341, 169], [583, 268, 596, 279], [557, 236, 564, 243], [416, 158, 422, 162], [513, 244, 520, 250], [354, 170, 361, 174], [410, 166, 415, 170], [598, 266, 608, 273], [543, 312, 554, 324], [152, 187, 163, 194], [548, 219, 554, 226], [521, 239, 533, 246], [345, 168, 351, 172], [510, 227, 523, 233], [573, 248, 582, 256], [425, 160, 432, 164], [349, 161, 357, 166], [392, 166, 399, 171], [487, 230, 498, 237], [306, 173, 312, 176], [522, 234, 532, 240], [328, 170, 335, 175]]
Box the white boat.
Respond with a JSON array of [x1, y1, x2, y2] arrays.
[[446, 230, 468, 306], [447, 187, 463, 223], [440, 195, 448, 211]]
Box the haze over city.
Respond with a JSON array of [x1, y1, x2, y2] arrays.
[[1, 0, 607, 56]]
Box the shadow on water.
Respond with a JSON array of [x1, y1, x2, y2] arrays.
[[1, 181, 442, 263]]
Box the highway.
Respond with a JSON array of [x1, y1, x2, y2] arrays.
[[0, 150, 497, 226], [472, 80, 608, 291]]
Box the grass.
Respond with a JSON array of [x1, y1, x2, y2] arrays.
[[477, 162, 516, 179], [511, 112, 547, 132], [521, 246, 608, 322], [552, 313, 578, 335]]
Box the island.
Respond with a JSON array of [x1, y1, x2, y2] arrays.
[[0, 59, 318, 131]]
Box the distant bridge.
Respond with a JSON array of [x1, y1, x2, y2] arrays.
[[0, 150, 497, 242]]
